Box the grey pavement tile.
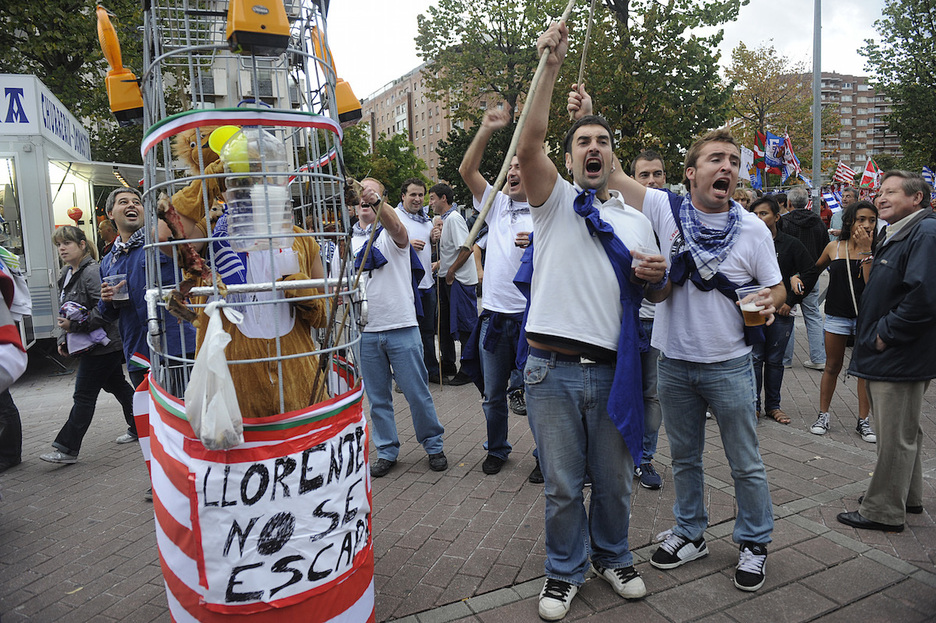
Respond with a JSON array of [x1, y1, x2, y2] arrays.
[[723, 584, 837, 622], [801, 556, 906, 605], [644, 573, 749, 623]]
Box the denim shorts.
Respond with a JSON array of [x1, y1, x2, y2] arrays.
[[824, 314, 857, 336]]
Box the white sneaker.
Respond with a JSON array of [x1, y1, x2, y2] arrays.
[[810, 412, 830, 435], [650, 531, 708, 569], [116, 433, 139, 444], [538, 578, 578, 621], [591, 564, 646, 599], [803, 359, 826, 370], [734, 542, 767, 591], [39, 450, 78, 464]]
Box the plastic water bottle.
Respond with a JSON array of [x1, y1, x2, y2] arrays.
[[220, 127, 292, 252]]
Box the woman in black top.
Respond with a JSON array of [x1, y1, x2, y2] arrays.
[[795, 201, 878, 442]]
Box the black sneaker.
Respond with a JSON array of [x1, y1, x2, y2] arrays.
[[428, 451, 448, 471], [638, 462, 663, 490], [144, 487, 153, 502], [591, 563, 646, 599], [650, 531, 708, 569], [528, 459, 544, 484], [370, 458, 396, 478], [482, 454, 505, 475], [443, 371, 473, 386], [508, 390, 527, 415], [538, 578, 578, 621], [734, 542, 767, 592]]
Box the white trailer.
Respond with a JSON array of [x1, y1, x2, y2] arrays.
[[0, 74, 148, 347]]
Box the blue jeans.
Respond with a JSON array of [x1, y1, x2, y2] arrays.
[[640, 319, 662, 463], [657, 353, 773, 545], [752, 314, 794, 412], [800, 287, 826, 364], [479, 315, 520, 460], [53, 349, 136, 455], [525, 354, 634, 585], [360, 327, 444, 462]]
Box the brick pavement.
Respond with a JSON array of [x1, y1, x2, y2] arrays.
[[1, 319, 934, 622]]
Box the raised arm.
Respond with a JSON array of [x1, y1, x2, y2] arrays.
[[567, 82, 648, 211], [459, 108, 512, 202], [361, 186, 409, 249], [516, 22, 567, 207]]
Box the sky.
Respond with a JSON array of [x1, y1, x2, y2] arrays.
[[326, 0, 887, 100]]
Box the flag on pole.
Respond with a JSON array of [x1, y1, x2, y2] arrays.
[[800, 174, 813, 189], [922, 166, 934, 186], [754, 131, 784, 174], [859, 159, 881, 189], [833, 161, 857, 184], [822, 191, 841, 212], [781, 134, 801, 183], [750, 167, 762, 190]]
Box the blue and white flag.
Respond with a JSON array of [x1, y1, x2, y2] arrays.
[[922, 166, 934, 186], [823, 191, 841, 213]]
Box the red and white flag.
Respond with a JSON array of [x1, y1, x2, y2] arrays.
[[859, 159, 881, 190], [833, 161, 857, 184]]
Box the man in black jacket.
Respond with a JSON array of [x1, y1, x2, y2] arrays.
[[778, 186, 829, 370], [838, 171, 936, 532]]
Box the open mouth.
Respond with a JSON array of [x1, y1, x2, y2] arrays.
[[508, 177, 520, 189], [585, 157, 602, 174], [713, 179, 730, 192], [125, 209, 140, 218]]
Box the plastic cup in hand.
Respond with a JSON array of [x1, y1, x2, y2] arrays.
[[630, 245, 656, 284], [736, 285, 766, 327], [104, 274, 129, 301]]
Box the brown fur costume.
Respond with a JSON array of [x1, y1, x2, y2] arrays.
[[170, 126, 226, 237]]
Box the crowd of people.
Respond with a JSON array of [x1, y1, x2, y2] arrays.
[[0, 19, 934, 623]]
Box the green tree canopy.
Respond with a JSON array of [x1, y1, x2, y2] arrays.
[[0, 1, 147, 163], [859, 0, 936, 168], [434, 122, 515, 205], [725, 42, 839, 175], [357, 133, 429, 199]]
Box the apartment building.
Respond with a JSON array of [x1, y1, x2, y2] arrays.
[[820, 72, 902, 167]]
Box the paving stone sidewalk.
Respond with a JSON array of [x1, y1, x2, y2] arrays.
[[1, 321, 934, 622]]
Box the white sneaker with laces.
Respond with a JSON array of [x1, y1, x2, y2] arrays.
[[115, 433, 139, 444], [591, 564, 646, 599], [810, 412, 830, 435], [538, 578, 578, 621]]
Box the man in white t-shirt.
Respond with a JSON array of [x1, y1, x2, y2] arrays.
[[432, 183, 478, 386], [351, 178, 447, 479], [395, 178, 442, 383], [569, 83, 784, 594], [517, 22, 670, 621], [458, 107, 538, 480]]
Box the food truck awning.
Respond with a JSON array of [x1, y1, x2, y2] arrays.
[[50, 160, 168, 188]]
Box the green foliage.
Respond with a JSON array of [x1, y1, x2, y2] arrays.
[[0, 0, 146, 163], [859, 0, 936, 168], [339, 123, 373, 179], [546, 0, 744, 182], [725, 42, 839, 174], [360, 133, 430, 199], [418, 0, 746, 186], [435, 122, 514, 204], [416, 0, 564, 122]]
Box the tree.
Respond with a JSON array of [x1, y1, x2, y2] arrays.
[[725, 42, 839, 176], [859, 0, 936, 168], [416, 0, 560, 126], [364, 133, 430, 198], [434, 122, 515, 204], [0, 1, 149, 163], [338, 123, 373, 180], [422, 0, 747, 187], [546, 1, 745, 182]]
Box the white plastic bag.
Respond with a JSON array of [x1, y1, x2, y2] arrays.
[[184, 301, 245, 450]]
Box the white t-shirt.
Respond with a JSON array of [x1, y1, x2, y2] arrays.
[[642, 189, 782, 362], [437, 208, 478, 286], [474, 184, 532, 314], [396, 207, 434, 290], [351, 228, 417, 333], [526, 179, 658, 352]]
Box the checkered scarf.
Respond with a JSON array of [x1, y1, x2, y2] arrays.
[[678, 194, 743, 281]]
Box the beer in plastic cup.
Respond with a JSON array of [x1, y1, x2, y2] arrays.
[[736, 285, 766, 327], [630, 245, 656, 285], [103, 274, 129, 301]]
